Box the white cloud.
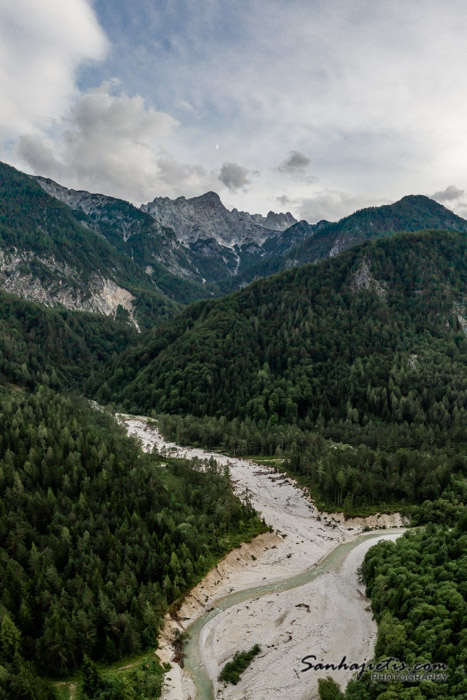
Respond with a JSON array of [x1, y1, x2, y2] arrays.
[[0, 0, 108, 138], [155, 150, 217, 195], [430, 185, 467, 220], [17, 84, 221, 203], [294, 189, 385, 223], [17, 134, 67, 180], [123, 0, 467, 213], [276, 195, 292, 208], [4, 0, 467, 218]]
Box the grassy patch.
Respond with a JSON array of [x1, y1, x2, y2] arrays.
[[52, 685, 75, 700], [52, 654, 169, 699]]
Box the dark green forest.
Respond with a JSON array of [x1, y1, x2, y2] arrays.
[[0, 289, 136, 392], [0, 163, 124, 275], [155, 412, 467, 514], [0, 389, 265, 696], [0, 162, 182, 327], [339, 515, 467, 699], [234, 194, 467, 287], [0, 167, 466, 700], [92, 229, 467, 699], [100, 232, 467, 447]]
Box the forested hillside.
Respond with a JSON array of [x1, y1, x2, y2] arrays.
[[100, 230, 467, 440], [1, 168, 467, 699], [233, 195, 467, 287], [0, 163, 181, 327], [340, 513, 467, 699], [0, 288, 135, 391], [0, 389, 265, 695]]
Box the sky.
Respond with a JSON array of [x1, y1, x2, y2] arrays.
[[2, 0, 467, 222]]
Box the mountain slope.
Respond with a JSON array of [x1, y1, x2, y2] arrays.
[[0, 287, 135, 392], [35, 179, 304, 290], [142, 191, 302, 279], [100, 230, 467, 441], [35, 176, 216, 304], [0, 387, 264, 682], [0, 163, 180, 327], [233, 195, 467, 287]]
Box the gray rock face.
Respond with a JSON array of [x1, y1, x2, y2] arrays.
[[35, 176, 166, 244], [350, 259, 388, 298], [264, 211, 298, 231], [35, 178, 302, 283], [141, 191, 298, 249], [34, 177, 306, 285], [0, 248, 139, 327], [34, 177, 111, 218], [34, 176, 205, 284]]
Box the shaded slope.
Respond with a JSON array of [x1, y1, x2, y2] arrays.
[[233, 195, 467, 288], [0, 163, 179, 327], [0, 288, 135, 392], [35, 176, 215, 304], [100, 230, 467, 441]]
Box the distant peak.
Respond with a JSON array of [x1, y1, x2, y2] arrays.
[[396, 194, 465, 216], [398, 194, 434, 204], [190, 191, 223, 206]]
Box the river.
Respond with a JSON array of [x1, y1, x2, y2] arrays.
[[120, 415, 407, 700]]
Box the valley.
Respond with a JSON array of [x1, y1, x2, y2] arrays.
[[121, 415, 406, 700], [0, 160, 465, 699], [3, 2, 467, 698]]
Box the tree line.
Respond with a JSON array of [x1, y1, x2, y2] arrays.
[[155, 412, 466, 513]]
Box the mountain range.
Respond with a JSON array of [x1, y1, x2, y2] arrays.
[[1, 160, 466, 699], [35, 176, 304, 287], [231, 194, 467, 287], [0, 160, 466, 330]]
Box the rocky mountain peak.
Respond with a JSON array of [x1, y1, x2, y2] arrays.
[[264, 210, 297, 231], [141, 192, 298, 249], [190, 191, 223, 208]]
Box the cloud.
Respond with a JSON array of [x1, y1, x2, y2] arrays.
[[278, 150, 311, 174], [431, 185, 465, 203], [0, 0, 108, 138], [6, 0, 467, 218], [219, 162, 250, 191], [156, 150, 215, 193], [430, 184, 467, 220], [17, 83, 221, 203], [104, 1, 467, 215], [17, 135, 67, 180]]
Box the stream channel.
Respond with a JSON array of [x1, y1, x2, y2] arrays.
[[182, 530, 405, 699], [120, 416, 407, 700]]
